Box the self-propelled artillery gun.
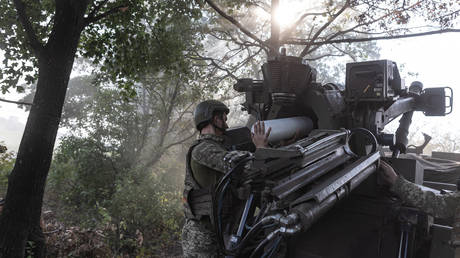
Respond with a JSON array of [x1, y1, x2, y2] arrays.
[[215, 53, 457, 258]]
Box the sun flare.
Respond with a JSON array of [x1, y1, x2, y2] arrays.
[[274, 5, 298, 29]]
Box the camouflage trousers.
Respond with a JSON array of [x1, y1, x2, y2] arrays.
[[182, 218, 219, 258]]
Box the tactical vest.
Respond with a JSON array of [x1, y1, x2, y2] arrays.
[[183, 138, 233, 222]]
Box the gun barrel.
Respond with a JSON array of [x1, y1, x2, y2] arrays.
[[292, 152, 379, 230]]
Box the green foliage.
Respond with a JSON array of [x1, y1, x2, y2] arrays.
[[0, 0, 204, 95], [0, 0, 45, 93], [44, 71, 198, 255], [25, 240, 36, 258], [107, 165, 183, 254], [1, 0, 203, 255], [0, 144, 15, 197], [79, 0, 204, 96], [47, 135, 185, 255], [47, 136, 119, 227]]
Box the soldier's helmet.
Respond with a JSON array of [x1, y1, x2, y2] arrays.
[[194, 100, 229, 130]]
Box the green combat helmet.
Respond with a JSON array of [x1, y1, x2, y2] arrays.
[[194, 100, 229, 130]]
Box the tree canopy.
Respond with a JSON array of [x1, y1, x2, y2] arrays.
[[195, 0, 459, 82], [204, 0, 459, 55], [42, 74, 193, 255], [0, 0, 205, 256], [0, 0, 203, 94]]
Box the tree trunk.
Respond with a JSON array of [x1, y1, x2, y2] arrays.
[[269, 0, 280, 59], [0, 1, 88, 257]]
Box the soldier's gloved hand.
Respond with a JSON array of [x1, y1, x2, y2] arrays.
[[223, 151, 252, 171]]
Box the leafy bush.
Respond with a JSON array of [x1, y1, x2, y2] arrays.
[[107, 166, 183, 255], [45, 135, 185, 256], [0, 144, 15, 197]]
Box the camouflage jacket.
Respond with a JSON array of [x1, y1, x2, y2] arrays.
[[190, 134, 228, 188], [190, 134, 251, 188], [391, 176, 460, 247], [183, 134, 250, 220]]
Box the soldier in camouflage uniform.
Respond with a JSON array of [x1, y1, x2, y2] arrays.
[[182, 100, 270, 258], [380, 160, 460, 256]]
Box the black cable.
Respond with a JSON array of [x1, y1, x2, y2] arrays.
[[265, 236, 282, 258], [250, 236, 272, 258], [263, 223, 277, 229], [216, 180, 230, 252], [349, 127, 378, 154], [215, 156, 252, 194], [213, 156, 280, 256], [214, 178, 231, 255], [215, 194, 270, 256], [213, 156, 253, 256], [235, 220, 277, 253]]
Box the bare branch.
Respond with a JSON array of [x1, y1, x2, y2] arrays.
[[286, 28, 460, 46], [208, 30, 265, 49], [351, 25, 438, 35], [306, 24, 316, 41], [12, 0, 44, 56], [146, 86, 167, 109], [438, 8, 460, 20], [233, 48, 263, 70], [317, 0, 424, 48], [300, 0, 350, 57], [87, 0, 110, 19], [206, 58, 238, 79], [43, 229, 61, 235], [169, 102, 195, 131], [188, 53, 239, 80], [163, 130, 197, 150], [204, 0, 270, 50], [247, 1, 270, 13], [304, 53, 344, 61], [331, 44, 356, 61], [294, 0, 424, 57], [280, 11, 328, 41], [84, 5, 128, 25], [0, 97, 33, 106]]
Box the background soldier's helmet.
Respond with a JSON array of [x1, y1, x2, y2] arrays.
[[194, 100, 229, 130]]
